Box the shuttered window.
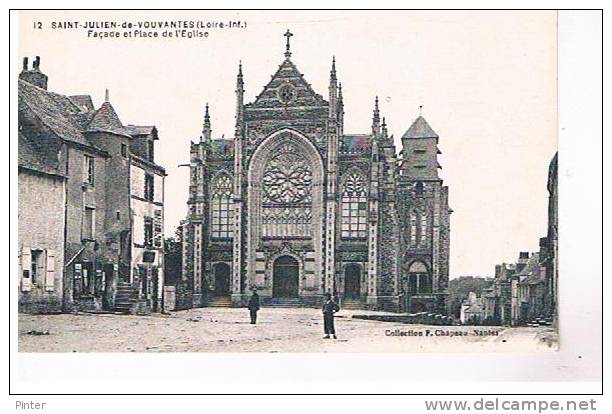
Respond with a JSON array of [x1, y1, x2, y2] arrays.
[[21, 246, 32, 292], [30, 249, 43, 285]]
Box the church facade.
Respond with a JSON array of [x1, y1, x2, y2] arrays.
[[180, 32, 451, 313]]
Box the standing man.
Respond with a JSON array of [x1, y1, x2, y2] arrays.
[[322, 293, 340, 339], [248, 289, 260, 325]]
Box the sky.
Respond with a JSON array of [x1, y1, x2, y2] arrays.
[[18, 10, 558, 278]]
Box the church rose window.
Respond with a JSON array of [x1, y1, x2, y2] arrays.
[[211, 174, 233, 239], [278, 84, 295, 104], [341, 172, 368, 238], [262, 143, 312, 204], [261, 142, 313, 238]]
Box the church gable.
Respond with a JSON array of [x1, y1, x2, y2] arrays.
[[247, 59, 328, 109]]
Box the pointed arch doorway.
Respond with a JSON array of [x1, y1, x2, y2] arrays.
[[272, 256, 299, 298], [213, 263, 231, 296], [344, 263, 361, 298]]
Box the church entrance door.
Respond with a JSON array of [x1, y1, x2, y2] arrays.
[[272, 256, 299, 298], [344, 264, 361, 298], [213, 263, 231, 296]]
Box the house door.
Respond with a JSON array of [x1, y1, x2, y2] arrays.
[[213, 263, 231, 296], [272, 256, 299, 298], [344, 263, 361, 298]]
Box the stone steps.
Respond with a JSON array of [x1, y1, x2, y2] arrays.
[[264, 298, 304, 308], [203, 296, 233, 308], [340, 299, 364, 310], [114, 282, 141, 314]]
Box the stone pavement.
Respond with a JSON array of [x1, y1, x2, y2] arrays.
[[18, 307, 557, 353]]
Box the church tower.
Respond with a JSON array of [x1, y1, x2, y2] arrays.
[[397, 113, 451, 313], [179, 31, 451, 314]]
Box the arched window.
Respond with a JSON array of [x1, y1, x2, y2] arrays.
[[211, 174, 233, 239], [341, 172, 368, 238], [407, 261, 432, 294]]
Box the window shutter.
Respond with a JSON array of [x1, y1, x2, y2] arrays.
[[153, 209, 163, 247], [21, 247, 32, 292], [45, 249, 55, 292]]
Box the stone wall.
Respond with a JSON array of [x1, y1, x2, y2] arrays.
[[18, 170, 66, 313]]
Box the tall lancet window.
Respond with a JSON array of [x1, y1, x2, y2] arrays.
[[409, 209, 429, 247], [211, 173, 233, 239], [341, 172, 368, 238]]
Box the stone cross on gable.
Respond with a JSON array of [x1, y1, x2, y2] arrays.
[[284, 29, 293, 58]]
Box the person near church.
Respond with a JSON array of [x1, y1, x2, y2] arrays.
[[248, 290, 260, 324], [322, 293, 340, 339]]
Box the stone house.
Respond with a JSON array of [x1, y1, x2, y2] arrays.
[[460, 291, 485, 324], [18, 57, 166, 314], [18, 132, 66, 313]]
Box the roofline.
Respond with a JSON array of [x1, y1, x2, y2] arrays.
[[18, 165, 67, 180], [130, 154, 167, 175], [85, 128, 132, 139], [65, 138, 111, 158], [19, 99, 111, 158]]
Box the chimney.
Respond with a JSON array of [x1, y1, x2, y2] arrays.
[[516, 251, 530, 273], [19, 56, 48, 90]]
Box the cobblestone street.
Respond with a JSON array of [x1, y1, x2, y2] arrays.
[[18, 308, 557, 353]]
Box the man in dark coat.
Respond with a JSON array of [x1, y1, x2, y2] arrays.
[[322, 293, 340, 339], [247, 290, 260, 324]]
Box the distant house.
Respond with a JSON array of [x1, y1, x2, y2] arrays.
[[460, 292, 485, 324]]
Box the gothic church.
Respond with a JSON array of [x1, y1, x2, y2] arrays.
[[181, 31, 451, 313]]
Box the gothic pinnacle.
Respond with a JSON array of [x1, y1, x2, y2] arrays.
[[330, 56, 337, 81], [203, 102, 211, 140], [373, 96, 380, 123], [382, 117, 388, 138]]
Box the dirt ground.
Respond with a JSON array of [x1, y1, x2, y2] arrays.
[[18, 307, 558, 353]]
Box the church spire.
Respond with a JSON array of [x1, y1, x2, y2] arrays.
[[202, 102, 211, 142], [328, 56, 338, 119], [330, 56, 337, 81], [237, 60, 244, 87], [372, 96, 381, 136], [235, 61, 245, 137], [284, 29, 293, 59]]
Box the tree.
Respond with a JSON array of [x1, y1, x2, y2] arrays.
[[163, 226, 183, 286], [448, 276, 493, 318]]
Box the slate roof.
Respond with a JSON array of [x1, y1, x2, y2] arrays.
[[340, 134, 371, 155], [210, 139, 234, 157], [125, 125, 156, 137], [19, 79, 91, 147], [87, 101, 131, 137], [518, 253, 545, 285], [249, 58, 328, 108], [69, 95, 94, 111], [18, 132, 64, 177], [402, 116, 438, 139]]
